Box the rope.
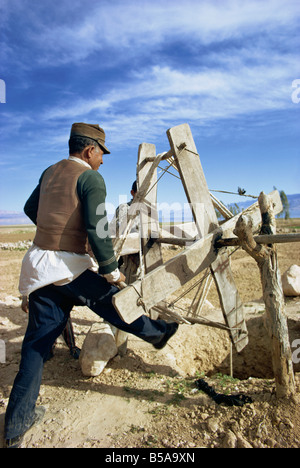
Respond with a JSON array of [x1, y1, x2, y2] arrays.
[[129, 281, 149, 315], [159, 155, 259, 200], [210, 189, 258, 199], [195, 378, 253, 407], [164, 301, 244, 333], [145, 158, 174, 198], [158, 165, 181, 180]]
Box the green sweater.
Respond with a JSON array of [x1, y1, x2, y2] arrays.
[[24, 166, 118, 275]]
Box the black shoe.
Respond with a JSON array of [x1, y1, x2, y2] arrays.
[[5, 406, 46, 449], [70, 346, 81, 360], [5, 434, 24, 449], [153, 322, 179, 350]]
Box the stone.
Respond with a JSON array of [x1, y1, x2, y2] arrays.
[[206, 418, 219, 433], [110, 326, 128, 357], [222, 430, 237, 448], [79, 323, 118, 377], [282, 265, 300, 296], [236, 435, 253, 448]]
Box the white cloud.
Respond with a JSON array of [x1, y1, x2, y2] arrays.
[[42, 49, 299, 133], [2, 0, 299, 150], [81, 0, 299, 50], [3, 0, 299, 66]]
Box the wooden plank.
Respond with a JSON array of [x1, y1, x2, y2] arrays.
[[138, 144, 164, 320], [112, 189, 282, 324], [167, 124, 218, 236], [111, 233, 140, 256], [210, 192, 234, 220], [137, 143, 163, 273], [167, 123, 248, 351], [211, 249, 248, 351]]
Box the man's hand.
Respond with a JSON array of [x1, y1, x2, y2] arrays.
[[104, 270, 126, 286], [114, 272, 126, 285], [21, 295, 29, 314], [106, 271, 126, 287]]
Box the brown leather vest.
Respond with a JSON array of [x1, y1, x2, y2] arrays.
[[34, 159, 91, 253]]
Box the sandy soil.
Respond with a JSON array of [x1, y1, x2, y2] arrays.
[[0, 222, 300, 448]]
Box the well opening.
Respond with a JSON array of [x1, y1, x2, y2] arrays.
[[151, 315, 300, 381]]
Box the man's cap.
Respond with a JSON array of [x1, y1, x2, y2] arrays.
[[70, 122, 110, 154]]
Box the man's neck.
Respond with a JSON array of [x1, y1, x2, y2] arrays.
[[68, 155, 91, 168]]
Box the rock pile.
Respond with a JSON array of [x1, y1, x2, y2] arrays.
[[0, 295, 21, 308], [0, 241, 32, 251]]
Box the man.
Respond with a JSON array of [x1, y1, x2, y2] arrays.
[[108, 180, 140, 355], [4, 123, 178, 448], [110, 180, 140, 284], [111, 180, 140, 237]]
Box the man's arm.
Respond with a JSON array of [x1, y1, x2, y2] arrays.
[[24, 185, 40, 225], [23, 169, 48, 225], [77, 170, 119, 276]]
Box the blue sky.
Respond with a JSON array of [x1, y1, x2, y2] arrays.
[[0, 0, 300, 217]]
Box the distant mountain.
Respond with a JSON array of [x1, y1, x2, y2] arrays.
[[287, 194, 300, 218], [0, 193, 299, 225], [230, 193, 300, 219], [0, 211, 32, 225]]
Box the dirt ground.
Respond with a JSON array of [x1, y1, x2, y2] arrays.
[[0, 221, 300, 449]]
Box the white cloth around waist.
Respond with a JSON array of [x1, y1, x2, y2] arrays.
[[19, 243, 120, 296]]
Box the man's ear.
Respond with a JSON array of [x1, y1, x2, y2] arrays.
[[84, 145, 95, 160]]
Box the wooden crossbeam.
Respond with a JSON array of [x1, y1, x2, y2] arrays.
[[155, 236, 196, 246], [156, 232, 300, 247], [216, 232, 300, 247], [143, 148, 174, 162]]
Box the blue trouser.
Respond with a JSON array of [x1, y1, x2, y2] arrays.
[[4, 269, 168, 439]]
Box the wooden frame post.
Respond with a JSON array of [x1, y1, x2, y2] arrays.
[[234, 192, 296, 398], [137, 143, 164, 274]]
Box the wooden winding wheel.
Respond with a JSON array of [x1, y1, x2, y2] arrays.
[[111, 123, 283, 354]]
